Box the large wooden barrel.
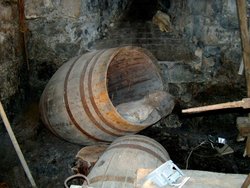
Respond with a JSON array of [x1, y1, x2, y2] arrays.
[[39, 46, 164, 145], [87, 135, 170, 187]]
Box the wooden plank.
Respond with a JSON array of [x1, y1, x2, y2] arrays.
[[236, 0, 250, 53], [182, 100, 245, 114], [135, 169, 247, 188], [236, 0, 250, 158], [241, 174, 250, 188], [182, 98, 250, 114], [236, 0, 250, 96]]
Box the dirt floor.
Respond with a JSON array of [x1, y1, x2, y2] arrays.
[[0, 100, 249, 187], [0, 102, 81, 188], [142, 108, 250, 174]]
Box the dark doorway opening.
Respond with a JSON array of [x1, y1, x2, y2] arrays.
[[124, 0, 171, 21]]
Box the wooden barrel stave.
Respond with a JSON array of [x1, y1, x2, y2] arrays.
[[66, 51, 120, 142], [42, 53, 105, 144]]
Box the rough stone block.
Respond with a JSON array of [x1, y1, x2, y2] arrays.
[[61, 0, 81, 18], [0, 3, 13, 21], [25, 0, 43, 19]]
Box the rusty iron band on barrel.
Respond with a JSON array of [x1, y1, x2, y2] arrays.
[[107, 144, 166, 163], [79, 51, 124, 137], [64, 55, 106, 142], [88, 50, 135, 133], [111, 137, 168, 158], [89, 175, 134, 184]]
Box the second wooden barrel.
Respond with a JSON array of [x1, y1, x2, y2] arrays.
[[87, 135, 170, 187], [39, 46, 164, 145]]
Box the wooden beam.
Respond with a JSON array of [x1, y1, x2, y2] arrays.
[[241, 173, 250, 188], [236, 0, 250, 157], [236, 0, 250, 96], [182, 98, 250, 114]]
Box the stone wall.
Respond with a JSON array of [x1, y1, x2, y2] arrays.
[[166, 0, 245, 106], [0, 0, 247, 114], [93, 0, 246, 107], [0, 0, 25, 121], [25, 0, 130, 93]]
